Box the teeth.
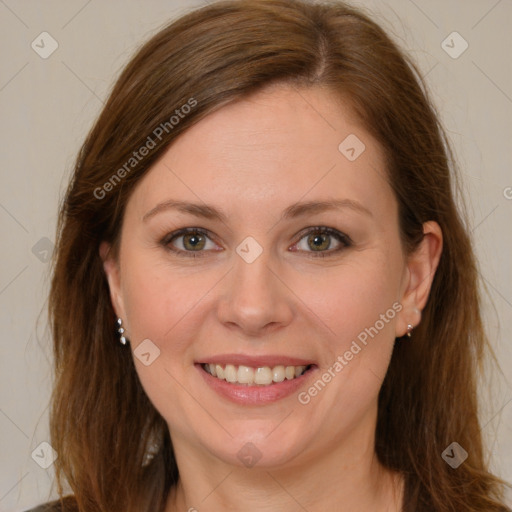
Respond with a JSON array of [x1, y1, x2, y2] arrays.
[[225, 364, 237, 383], [295, 366, 306, 378], [237, 365, 254, 384], [202, 363, 309, 386], [272, 365, 285, 383], [254, 366, 272, 385]]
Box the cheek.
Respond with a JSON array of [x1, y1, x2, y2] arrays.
[[294, 258, 402, 417], [297, 254, 402, 344], [119, 254, 209, 424], [120, 250, 214, 345]]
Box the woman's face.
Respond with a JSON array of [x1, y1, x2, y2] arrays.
[[103, 84, 427, 470]]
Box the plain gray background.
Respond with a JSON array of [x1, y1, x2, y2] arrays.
[[0, 1, 511, 510]]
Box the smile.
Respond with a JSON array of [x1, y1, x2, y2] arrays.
[[202, 363, 312, 386]]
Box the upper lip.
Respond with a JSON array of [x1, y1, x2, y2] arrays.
[[197, 354, 315, 367]]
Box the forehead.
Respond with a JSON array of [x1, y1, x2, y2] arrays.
[[127, 84, 395, 224]]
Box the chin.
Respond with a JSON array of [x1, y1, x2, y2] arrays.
[[197, 421, 314, 470]]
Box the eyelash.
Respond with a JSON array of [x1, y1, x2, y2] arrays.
[[161, 226, 352, 259]]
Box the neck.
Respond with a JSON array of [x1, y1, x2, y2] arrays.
[[164, 412, 404, 511]]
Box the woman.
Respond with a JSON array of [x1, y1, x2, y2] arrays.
[[30, 0, 511, 510]]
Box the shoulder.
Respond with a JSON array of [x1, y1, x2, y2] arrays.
[[23, 499, 65, 511]]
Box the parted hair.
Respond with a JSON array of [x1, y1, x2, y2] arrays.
[[47, 1, 510, 511]]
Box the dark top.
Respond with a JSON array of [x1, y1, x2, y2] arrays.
[[24, 497, 512, 511], [24, 501, 63, 512]]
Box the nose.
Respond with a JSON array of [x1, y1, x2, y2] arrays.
[[216, 247, 294, 337]]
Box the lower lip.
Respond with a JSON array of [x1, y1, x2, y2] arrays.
[[196, 364, 317, 405]]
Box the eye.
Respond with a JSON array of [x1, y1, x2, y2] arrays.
[[162, 228, 220, 257], [161, 226, 351, 258], [290, 227, 352, 256]]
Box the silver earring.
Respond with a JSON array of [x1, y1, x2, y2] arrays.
[[142, 438, 161, 467], [406, 324, 413, 338], [142, 427, 163, 467], [117, 317, 128, 345]]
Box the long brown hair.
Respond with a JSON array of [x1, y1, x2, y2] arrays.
[[48, 1, 510, 510]]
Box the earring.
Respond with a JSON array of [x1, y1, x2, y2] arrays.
[[142, 427, 163, 467], [406, 324, 413, 338], [117, 318, 128, 345], [142, 438, 161, 467]]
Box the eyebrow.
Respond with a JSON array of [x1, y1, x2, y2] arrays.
[[142, 198, 372, 223]]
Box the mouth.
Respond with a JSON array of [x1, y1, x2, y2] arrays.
[[201, 363, 314, 386], [195, 356, 318, 405]]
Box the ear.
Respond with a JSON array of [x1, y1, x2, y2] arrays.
[[100, 241, 126, 320], [396, 221, 443, 337]]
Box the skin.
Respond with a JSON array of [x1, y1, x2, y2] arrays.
[[102, 83, 442, 511]]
